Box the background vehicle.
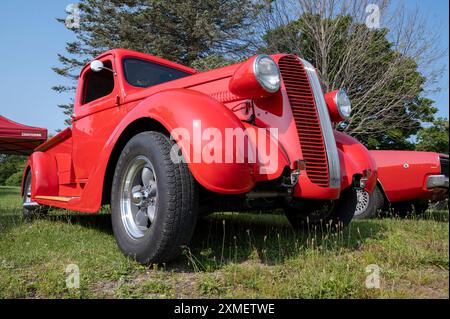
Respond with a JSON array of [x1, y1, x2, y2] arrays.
[[22, 49, 376, 263], [353, 151, 448, 219]]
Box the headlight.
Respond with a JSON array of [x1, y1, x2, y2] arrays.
[[325, 89, 352, 122], [253, 55, 281, 93], [335, 89, 352, 118]]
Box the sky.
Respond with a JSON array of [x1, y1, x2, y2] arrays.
[[0, 0, 448, 134]]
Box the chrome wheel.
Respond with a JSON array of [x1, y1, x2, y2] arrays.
[[355, 189, 370, 216], [119, 156, 158, 239]]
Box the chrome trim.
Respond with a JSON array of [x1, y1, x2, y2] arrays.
[[427, 175, 449, 189], [301, 59, 341, 188], [253, 54, 281, 93], [23, 201, 40, 210], [335, 89, 352, 119]]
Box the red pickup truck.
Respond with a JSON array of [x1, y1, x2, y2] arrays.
[[22, 49, 376, 263], [353, 151, 448, 219]]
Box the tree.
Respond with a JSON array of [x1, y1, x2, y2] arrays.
[[53, 0, 257, 125], [0, 155, 26, 186], [255, 0, 446, 149], [190, 55, 237, 72], [416, 118, 449, 154]]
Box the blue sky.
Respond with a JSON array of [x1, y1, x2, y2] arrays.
[[0, 0, 448, 134]]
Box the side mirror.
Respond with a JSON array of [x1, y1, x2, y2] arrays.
[[90, 60, 104, 72]]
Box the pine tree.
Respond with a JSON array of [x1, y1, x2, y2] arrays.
[[53, 0, 257, 126]]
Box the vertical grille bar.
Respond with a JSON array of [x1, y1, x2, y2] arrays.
[[278, 56, 330, 187]]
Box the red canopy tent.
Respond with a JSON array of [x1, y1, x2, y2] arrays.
[[0, 115, 47, 155]]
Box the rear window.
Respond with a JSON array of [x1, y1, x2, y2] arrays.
[[123, 58, 191, 88]]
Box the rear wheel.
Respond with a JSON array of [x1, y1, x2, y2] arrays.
[[284, 186, 357, 231], [111, 132, 198, 264], [22, 172, 48, 221]]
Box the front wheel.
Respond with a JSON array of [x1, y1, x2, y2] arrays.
[[284, 187, 358, 231], [111, 132, 198, 264]]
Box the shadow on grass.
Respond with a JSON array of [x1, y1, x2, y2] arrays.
[[0, 205, 386, 272], [412, 210, 449, 222], [45, 211, 114, 235], [0, 208, 22, 233], [380, 209, 449, 223], [0, 207, 114, 236], [168, 212, 386, 271]]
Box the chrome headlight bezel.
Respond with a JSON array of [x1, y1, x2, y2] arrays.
[[335, 89, 352, 119], [253, 55, 281, 93]]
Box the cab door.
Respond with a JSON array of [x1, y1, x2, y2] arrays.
[[71, 54, 124, 181]]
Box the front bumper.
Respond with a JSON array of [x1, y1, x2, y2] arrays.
[[427, 175, 449, 189]]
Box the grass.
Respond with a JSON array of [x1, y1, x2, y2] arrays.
[[0, 186, 448, 298]]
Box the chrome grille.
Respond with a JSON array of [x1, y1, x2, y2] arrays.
[[278, 55, 330, 187]]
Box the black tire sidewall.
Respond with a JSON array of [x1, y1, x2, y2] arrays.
[[285, 187, 358, 230], [330, 186, 358, 226], [111, 132, 197, 264], [111, 133, 174, 262]]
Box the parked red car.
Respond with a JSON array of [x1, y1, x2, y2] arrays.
[[353, 150, 448, 219], [22, 49, 376, 263]]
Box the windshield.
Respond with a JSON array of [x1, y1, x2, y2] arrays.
[[123, 58, 191, 88]]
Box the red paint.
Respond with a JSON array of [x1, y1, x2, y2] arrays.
[[370, 150, 446, 202], [23, 49, 375, 212], [335, 131, 377, 193], [229, 56, 273, 99], [324, 90, 345, 123]]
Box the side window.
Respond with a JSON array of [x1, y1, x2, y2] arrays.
[[82, 61, 114, 104], [123, 58, 190, 88]]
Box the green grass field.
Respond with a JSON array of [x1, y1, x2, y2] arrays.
[[0, 186, 448, 298]]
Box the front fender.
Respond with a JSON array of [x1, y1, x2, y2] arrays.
[[334, 130, 377, 193], [92, 89, 256, 202]]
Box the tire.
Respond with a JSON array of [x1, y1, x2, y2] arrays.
[[352, 185, 385, 219], [284, 186, 358, 231], [22, 171, 48, 221], [412, 201, 429, 215], [111, 132, 198, 264]]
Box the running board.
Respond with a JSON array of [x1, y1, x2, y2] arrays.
[[35, 196, 77, 202]]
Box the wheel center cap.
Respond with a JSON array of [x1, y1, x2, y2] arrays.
[[132, 191, 143, 205]]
